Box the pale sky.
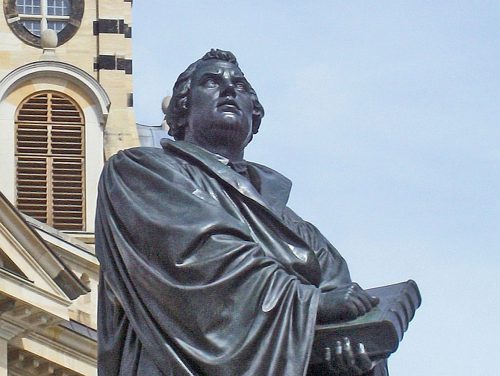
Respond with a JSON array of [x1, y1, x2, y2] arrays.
[[133, 2, 499, 374]]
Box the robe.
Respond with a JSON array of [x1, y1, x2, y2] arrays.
[[95, 139, 387, 375]]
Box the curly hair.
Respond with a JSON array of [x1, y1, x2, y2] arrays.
[[165, 49, 265, 140]]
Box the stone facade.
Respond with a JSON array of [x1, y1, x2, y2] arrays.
[[0, 1, 140, 375]]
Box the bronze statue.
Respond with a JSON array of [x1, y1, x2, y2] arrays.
[[95, 49, 415, 375]]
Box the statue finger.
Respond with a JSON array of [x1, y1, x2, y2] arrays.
[[342, 338, 357, 367], [369, 294, 380, 307], [345, 301, 360, 320], [356, 343, 375, 373], [324, 347, 335, 372], [342, 338, 366, 375], [349, 283, 379, 308], [356, 291, 375, 312], [349, 282, 362, 293], [334, 340, 348, 372], [350, 297, 367, 316]]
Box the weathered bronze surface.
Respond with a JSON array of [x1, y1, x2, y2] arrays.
[[96, 49, 418, 375]]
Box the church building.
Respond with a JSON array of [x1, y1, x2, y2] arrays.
[[0, 1, 145, 374]]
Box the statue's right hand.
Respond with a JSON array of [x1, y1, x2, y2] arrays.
[[317, 283, 379, 324]]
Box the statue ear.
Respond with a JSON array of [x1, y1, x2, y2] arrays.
[[179, 97, 189, 111]]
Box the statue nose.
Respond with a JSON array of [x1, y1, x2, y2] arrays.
[[220, 82, 236, 97]]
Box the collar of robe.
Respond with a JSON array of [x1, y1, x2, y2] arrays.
[[161, 138, 292, 216]]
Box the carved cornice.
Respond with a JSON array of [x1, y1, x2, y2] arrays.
[[0, 294, 96, 375], [0, 191, 89, 300], [0, 298, 62, 336], [9, 347, 86, 376], [0, 318, 24, 341]]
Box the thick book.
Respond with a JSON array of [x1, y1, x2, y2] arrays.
[[310, 280, 421, 364]]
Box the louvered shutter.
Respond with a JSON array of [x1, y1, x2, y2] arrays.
[[15, 92, 85, 231]]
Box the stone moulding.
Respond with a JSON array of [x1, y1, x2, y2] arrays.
[[0, 61, 111, 127], [0, 190, 89, 302]]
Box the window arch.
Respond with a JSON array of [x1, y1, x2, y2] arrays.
[[15, 91, 85, 231]]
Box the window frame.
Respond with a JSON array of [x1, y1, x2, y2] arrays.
[[16, 0, 71, 37], [15, 91, 86, 231], [3, 0, 83, 48]]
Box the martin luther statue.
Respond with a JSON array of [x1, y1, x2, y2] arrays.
[[95, 49, 392, 375]]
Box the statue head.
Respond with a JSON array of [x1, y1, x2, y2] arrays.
[[165, 49, 265, 143]]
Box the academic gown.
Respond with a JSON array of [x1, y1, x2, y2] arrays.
[[95, 139, 388, 376]]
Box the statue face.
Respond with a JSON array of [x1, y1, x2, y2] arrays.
[[185, 60, 254, 153]]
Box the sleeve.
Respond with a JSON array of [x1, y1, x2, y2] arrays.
[[281, 206, 352, 291], [95, 148, 320, 376]]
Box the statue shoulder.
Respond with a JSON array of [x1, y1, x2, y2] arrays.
[[106, 146, 180, 168], [101, 146, 193, 185]]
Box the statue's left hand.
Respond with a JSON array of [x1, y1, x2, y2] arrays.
[[323, 337, 375, 375]]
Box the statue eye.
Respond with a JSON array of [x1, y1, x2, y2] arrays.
[[203, 78, 218, 88], [235, 81, 247, 91]]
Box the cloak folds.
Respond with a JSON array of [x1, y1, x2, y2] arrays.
[[95, 140, 353, 376]]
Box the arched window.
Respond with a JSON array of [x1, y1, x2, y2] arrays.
[[4, 0, 84, 48], [15, 91, 85, 231]]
